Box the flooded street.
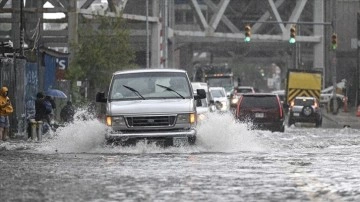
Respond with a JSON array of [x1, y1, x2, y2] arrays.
[[1, 113, 360, 201]]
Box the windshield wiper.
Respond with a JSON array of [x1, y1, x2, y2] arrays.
[[156, 84, 185, 99], [122, 85, 145, 100]]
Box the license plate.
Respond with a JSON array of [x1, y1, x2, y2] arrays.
[[173, 137, 188, 147], [255, 113, 264, 118], [293, 113, 299, 117]]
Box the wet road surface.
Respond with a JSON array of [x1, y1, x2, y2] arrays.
[[1, 113, 360, 201]]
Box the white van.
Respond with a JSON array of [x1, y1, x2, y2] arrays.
[[96, 69, 206, 146]]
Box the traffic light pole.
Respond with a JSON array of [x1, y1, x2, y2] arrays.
[[331, 0, 338, 114], [292, 44, 297, 69]]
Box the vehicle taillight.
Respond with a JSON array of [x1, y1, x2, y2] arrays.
[[277, 96, 283, 118], [290, 100, 295, 107], [313, 101, 318, 109], [236, 96, 243, 117]]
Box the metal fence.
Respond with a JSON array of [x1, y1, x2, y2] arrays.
[[0, 57, 26, 136]]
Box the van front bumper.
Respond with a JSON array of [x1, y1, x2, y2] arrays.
[[105, 129, 196, 139]]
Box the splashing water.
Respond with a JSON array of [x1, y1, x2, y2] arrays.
[[196, 112, 264, 152], [1, 110, 268, 154], [36, 108, 107, 154]]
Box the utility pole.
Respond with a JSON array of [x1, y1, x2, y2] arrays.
[[164, 0, 168, 68], [356, 13, 360, 108], [146, 0, 150, 69], [331, 0, 338, 114]]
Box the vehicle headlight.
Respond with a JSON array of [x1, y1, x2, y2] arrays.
[[106, 116, 126, 126], [231, 98, 238, 104], [177, 113, 196, 124], [221, 101, 227, 107]]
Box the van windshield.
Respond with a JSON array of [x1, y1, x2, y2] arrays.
[[109, 72, 192, 100]]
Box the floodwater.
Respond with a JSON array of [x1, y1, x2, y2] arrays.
[[1, 112, 360, 201]]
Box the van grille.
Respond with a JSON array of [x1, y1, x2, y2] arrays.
[[126, 116, 176, 127]]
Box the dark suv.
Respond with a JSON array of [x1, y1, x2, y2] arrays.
[[288, 96, 322, 127], [235, 93, 285, 132]]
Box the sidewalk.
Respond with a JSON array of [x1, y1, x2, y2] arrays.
[[321, 105, 360, 128]]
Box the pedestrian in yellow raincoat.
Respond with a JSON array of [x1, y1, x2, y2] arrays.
[[0, 86, 13, 141]]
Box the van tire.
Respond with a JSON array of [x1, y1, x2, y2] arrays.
[[188, 136, 196, 145]]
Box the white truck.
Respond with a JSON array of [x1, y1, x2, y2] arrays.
[[319, 79, 346, 109]]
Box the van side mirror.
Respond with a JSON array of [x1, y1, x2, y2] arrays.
[[194, 89, 206, 100], [96, 92, 107, 103]]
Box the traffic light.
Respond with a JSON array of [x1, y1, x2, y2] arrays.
[[289, 26, 296, 44], [244, 25, 251, 42], [331, 33, 337, 50]]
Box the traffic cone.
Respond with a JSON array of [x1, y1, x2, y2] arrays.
[[356, 105, 360, 117]]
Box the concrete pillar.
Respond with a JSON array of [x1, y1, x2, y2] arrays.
[[313, 0, 325, 71], [68, 0, 78, 64], [150, 0, 161, 68]]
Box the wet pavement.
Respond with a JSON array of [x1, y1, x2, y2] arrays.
[[1, 112, 360, 201]]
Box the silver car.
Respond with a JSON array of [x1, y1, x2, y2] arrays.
[[96, 68, 206, 146], [288, 96, 322, 127]]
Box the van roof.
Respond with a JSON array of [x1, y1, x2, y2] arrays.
[[113, 68, 186, 75]]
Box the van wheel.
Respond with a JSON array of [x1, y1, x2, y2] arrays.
[[188, 136, 196, 145]]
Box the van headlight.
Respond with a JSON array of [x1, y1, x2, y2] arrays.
[[106, 116, 126, 126], [177, 113, 196, 124]]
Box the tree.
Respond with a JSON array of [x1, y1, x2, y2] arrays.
[[67, 13, 136, 102]]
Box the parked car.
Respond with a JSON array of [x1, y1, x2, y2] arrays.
[[230, 86, 256, 109], [288, 96, 322, 127], [209, 87, 229, 112], [96, 68, 206, 146], [235, 93, 285, 132]]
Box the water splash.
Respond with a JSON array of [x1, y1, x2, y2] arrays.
[[196, 112, 264, 152], [36, 108, 107, 153]]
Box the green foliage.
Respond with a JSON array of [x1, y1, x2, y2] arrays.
[[67, 14, 136, 96]]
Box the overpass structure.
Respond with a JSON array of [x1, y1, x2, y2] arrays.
[[1, 0, 328, 74]]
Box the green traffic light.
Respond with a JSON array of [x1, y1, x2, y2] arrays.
[[332, 44, 337, 50], [244, 37, 251, 42], [289, 38, 296, 44]]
